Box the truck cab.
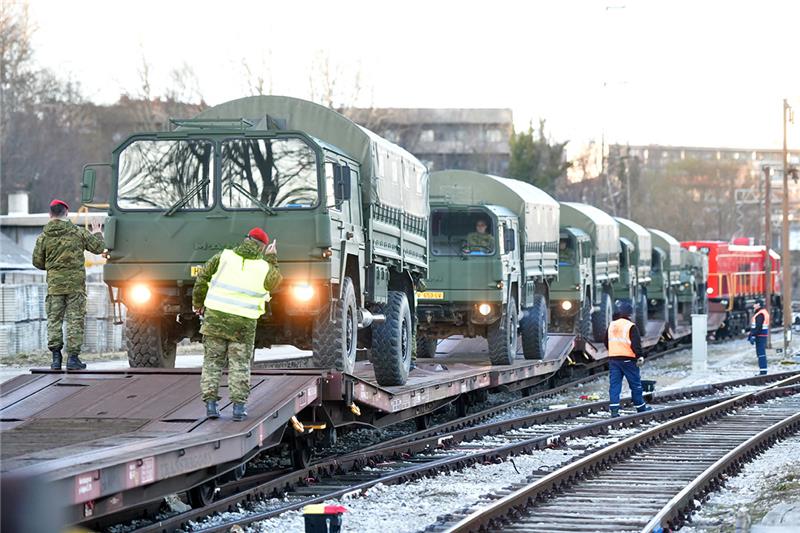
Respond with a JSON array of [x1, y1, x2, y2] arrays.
[[550, 228, 593, 338], [416, 171, 558, 365], [614, 217, 653, 332], [648, 228, 683, 331]]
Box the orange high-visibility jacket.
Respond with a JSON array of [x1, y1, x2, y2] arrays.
[[608, 318, 636, 358], [750, 308, 770, 337]]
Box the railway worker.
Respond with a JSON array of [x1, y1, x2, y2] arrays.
[[465, 218, 495, 252], [192, 228, 282, 421], [604, 300, 652, 417], [32, 199, 106, 371], [748, 299, 770, 375]]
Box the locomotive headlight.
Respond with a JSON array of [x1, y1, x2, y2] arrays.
[[707, 287, 714, 295], [292, 283, 314, 302], [561, 300, 573, 311], [130, 284, 152, 304], [478, 303, 492, 316]]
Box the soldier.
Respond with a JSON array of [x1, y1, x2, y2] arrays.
[[193, 228, 282, 421], [32, 199, 106, 370], [464, 218, 495, 252], [604, 300, 653, 417]]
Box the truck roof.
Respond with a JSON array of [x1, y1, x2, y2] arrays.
[[429, 170, 559, 245], [615, 216, 652, 259], [192, 96, 428, 218], [559, 202, 620, 256], [649, 228, 682, 267]]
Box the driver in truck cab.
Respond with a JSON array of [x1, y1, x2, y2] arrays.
[[464, 218, 495, 252], [192, 228, 282, 421]]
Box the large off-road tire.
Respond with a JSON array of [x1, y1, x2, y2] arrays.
[[126, 313, 177, 368], [312, 277, 357, 373], [577, 295, 592, 339], [591, 291, 613, 342], [520, 294, 548, 360], [416, 335, 438, 359], [636, 290, 648, 334], [370, 291, 412, 386], [488, 297, 519, 365]]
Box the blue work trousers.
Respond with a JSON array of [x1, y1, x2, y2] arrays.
[[755, 336, 768, 375], [609, 357, 646, 410]]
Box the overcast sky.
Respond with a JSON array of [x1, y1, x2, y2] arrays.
[[27, 0, 799, 152]]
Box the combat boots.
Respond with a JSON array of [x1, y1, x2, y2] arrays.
[[66, 354, 87, 370], [610, 407, 620, 418], [232, 403, 248, 421], [50, 348, 63, 370], [205, 401, 220, 419]]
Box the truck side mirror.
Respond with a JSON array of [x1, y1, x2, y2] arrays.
[[503, 227, 516, 252], [333, 165, 352, 202], [81, 167, 96, 203]]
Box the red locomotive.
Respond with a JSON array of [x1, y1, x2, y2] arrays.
[[681, 240, 782, 338]]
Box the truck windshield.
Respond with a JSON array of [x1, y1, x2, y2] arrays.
[[117, 139, 213, 210], [559, 237, 575, 265], [221, 137, 318, 209], [431, 209, 495, 256]]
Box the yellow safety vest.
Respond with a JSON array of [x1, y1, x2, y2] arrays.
[[608, 318, 636, 358], [204, 249, 270, 319]]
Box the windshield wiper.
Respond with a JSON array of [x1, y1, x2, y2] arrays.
[[164, 178, 210, 217], [231, 183, 276, 216]]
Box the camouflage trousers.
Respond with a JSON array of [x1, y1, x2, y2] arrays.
[[46, 293, 86, 356], [200, 335, 253, 404]]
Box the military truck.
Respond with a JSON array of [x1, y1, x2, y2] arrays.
[[551, 203, 620, 341], [80, 96, 429, 386], [676, 247, 708, 318], [648, 228, 682, 330], [416, 170, 559, 364], [613, 217, 652, 331]]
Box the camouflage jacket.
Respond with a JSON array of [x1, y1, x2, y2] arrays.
[[192, 239, 282, 345], [32, 219, 106, 295], [466, 232, 495, 251]]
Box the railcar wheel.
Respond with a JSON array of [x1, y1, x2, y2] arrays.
[[188, 479, 217, 508]]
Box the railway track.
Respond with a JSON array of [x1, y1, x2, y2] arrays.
[[121, 370, 800, 533], [440, 374, 800, 533]]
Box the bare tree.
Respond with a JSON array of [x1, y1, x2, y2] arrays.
[[308, 50, 365, 110]]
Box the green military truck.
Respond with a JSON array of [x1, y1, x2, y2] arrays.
[[81, 96, 429, 386], [551, 203, 620, 341], [416, 170, 559, 364], [676, 247, 708, 319], [648, 228, 682, 331], [613, 217, 652, 332]]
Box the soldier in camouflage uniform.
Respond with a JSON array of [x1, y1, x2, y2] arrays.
[[32, 199, 106, 370], [192, 228, 282, 421], [465, 218, 495, 252]]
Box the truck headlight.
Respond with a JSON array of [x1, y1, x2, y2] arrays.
[[478, 303, 492, 316], [561, 301, 573, 311], [292, 283, 314, 302], [130, 284, 151, 304]]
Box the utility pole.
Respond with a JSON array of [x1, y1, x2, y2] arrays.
[[782, 99, 793, 355], [763, 165, 772, 349]]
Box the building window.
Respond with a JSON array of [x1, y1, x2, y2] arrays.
[[419, 129, 435, 143], [486, 129, 502, 143]]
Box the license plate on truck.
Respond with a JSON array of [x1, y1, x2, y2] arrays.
[[417, 291, 444, 300]]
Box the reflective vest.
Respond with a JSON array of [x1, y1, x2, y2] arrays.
[[204, 249, 271, 319], [751, 308, 770, 337], [608, 318, 636, 358]]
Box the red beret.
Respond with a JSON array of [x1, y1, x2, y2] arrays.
[[247, 227, 269, 245], [50, 199, 69, 209]]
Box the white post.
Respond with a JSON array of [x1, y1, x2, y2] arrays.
[[692, 314, 708, 373]]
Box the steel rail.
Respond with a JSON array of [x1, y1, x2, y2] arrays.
[[445, 374, 800, 532]]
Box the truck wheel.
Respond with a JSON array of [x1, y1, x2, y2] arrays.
[[577, 296, 592, 339], [488, 297, 519, 365], [520, 294, 548, 360], [591, 292, 613, 342], [636, 290, 648, 333], [312, 277, 357, 373], [126, 313, 177, 368], [416, 335, 438, 359], [370, 291, 412, 386]]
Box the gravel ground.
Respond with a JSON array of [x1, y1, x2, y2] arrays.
[[682, 434, 800, 532]]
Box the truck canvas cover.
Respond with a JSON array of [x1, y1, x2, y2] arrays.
[[430, 170, 559, 246], [560, 202, 620, 256], [192, 96, 428, 219], [649, 228, 682, 268]]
